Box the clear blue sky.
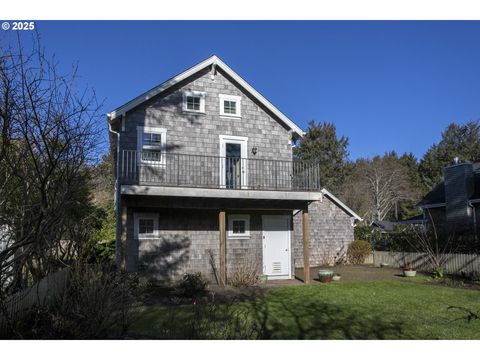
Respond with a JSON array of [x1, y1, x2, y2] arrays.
[[5, 21, 480, 160]]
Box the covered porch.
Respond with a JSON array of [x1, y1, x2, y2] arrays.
[[118, 190, 318, 285]]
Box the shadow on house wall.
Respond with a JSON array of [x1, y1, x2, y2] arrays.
[[138, 235, 191, 281]]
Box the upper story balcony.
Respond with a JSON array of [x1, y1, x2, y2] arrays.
[[118, 150, 321, 194]]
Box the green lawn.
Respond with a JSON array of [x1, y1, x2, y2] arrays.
[[128, 281, 480, 339]]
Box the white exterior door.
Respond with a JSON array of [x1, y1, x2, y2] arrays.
[[219, 135, 248, 189], [262, 215, 291, 279]]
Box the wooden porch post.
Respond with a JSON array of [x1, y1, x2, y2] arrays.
[[302, 208, 310, 284], [120, 200, 128, 271], [219, 210, 227, 286]]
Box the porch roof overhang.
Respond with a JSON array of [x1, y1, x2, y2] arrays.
[[120, 185, 322, 202]]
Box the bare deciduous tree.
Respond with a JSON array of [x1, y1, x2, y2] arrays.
[[0, 34, 101, 299], [343, 152, 417, 221]]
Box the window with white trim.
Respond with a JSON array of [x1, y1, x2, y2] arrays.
[[139, 219, 155, 235], [228, 214, 250, 237], [134, 213, 159, 240], [137, 126, 167, 165], [219, 94, 241, 117], [183, 91, 205, 113]]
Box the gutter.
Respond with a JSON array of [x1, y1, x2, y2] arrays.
[[416, 202, 446, 210]]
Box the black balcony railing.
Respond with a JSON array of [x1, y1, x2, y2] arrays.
[[119, 150, 321, 192]]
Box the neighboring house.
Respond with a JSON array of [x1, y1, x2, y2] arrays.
[[371, 215, 426, 233], [371, 220, 395, 233], [107, 55, 362, 284], [417, 162, 480, 236]]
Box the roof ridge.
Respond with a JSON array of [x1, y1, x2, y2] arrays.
[[107, 55, 305, 136]]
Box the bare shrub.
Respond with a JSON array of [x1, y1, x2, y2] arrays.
[[405, 211, 463, 275], [319, 247, 335, 266], [228, 258, 259, 288]]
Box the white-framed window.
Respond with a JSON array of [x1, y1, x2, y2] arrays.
[[134, 213, 159, 240], [219, 94, 241, 117], [183, 90, 205, 113], [228, 214, 250, 237], [137, 126, 167, 165]]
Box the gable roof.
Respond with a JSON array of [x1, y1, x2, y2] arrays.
[[417, 168, 480, 208], [107, 55, 305, 137], [321, 188, 363, 221]]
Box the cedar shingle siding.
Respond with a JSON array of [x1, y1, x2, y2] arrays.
[[293, 198, 354, 268], [112, 59, 357, 282], [120, 68, 292, 162]]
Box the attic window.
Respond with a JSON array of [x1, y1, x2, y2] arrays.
[[219, 94, 241, 117], [187, 96, 200, 111], [183, 91, 205, 113], [224, 100, 236, 114]]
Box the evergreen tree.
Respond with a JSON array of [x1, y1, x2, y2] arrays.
[[419, 121, 480, 189], [397, 153, 423, 219], [294, 120, 350, 194]]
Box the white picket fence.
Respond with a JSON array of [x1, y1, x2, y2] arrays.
[[0, 269, 69, 335], [371, 251, 480, 275]]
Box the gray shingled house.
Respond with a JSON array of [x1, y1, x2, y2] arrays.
[[417, 162, 480, 237], [107, 55, 362, 284]]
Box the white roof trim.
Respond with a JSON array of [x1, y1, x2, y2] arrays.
[[107, 55, 305, 137], [321, 188, 363, 221]]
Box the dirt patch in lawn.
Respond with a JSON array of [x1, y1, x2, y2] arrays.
[[295, 265, 480, 290], [295, 264, 412, 283]]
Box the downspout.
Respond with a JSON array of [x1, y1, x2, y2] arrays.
[[351, 217, 359, 228], [468, 201, 478, 242], [108, 116, 122, 266], [108, 118, 121, 208]]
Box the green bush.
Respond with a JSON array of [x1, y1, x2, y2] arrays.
[[432, 267, 445, 279], [178, 273, 208, 298], [354, 225, 373, 242], [347, 240, 372, 264]]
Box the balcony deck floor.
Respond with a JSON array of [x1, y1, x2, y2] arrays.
[[120, 184, 323, 201]]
